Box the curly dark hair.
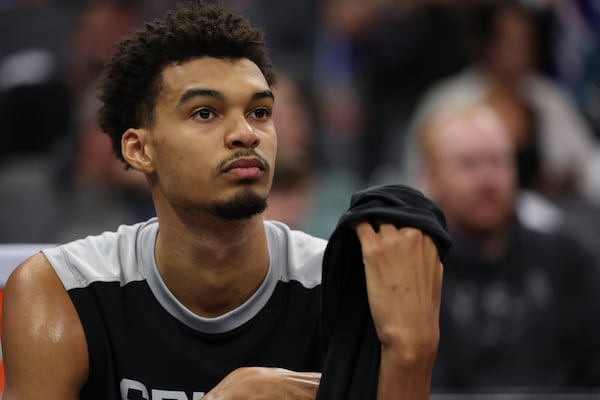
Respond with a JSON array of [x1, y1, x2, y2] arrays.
[[97, 1, 275, 165]]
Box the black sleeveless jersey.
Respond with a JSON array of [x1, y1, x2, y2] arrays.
[[43, 218, 326, 400]]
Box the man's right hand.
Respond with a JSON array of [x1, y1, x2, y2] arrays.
[[202, 367, 321, 400]]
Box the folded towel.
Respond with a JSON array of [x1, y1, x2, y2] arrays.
[[316, 184, 451, 399]]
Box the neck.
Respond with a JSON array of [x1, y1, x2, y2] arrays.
[[154, 209, 269, 318]]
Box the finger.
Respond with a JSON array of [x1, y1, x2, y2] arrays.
[[377, 222, 400, 236], [354, 220, 377, 241], [422, 234, 438, 262]]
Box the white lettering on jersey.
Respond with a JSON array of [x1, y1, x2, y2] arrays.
[[152, 390, 189, 400], [120, 378, 205, 400]]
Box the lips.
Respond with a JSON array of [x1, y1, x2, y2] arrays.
[[222, 157, 266, 173]]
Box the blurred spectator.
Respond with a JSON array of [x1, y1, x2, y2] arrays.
[[54, 86, 154, 241], [0, 0, 140, 162], [223, 0, 317, 84], [262, 70, 363, 239], [270, 71, 316, 162], [416, 102, 600, 391], [390, 1, 600, 205], [0, 84, 153, 243], [0, 47, 70, 160], [65, 1, 140, 99], [361, 0, 474, 183], [0, 1, 151, 243], [552, 0, 600, 140], [311, 0, 394, 179]]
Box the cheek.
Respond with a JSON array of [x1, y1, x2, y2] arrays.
[[442, 175, 486, 216], [261, 132, 278, 164], [264, 128, 277, 149], [429, 173, 465, 211], [499, 175, 517, 203], [154, 133, 205, 166], [437, 170, 472, 197], [152, 137, 211, 188]]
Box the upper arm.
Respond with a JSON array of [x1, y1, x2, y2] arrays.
[[1, 252, 88, 399]]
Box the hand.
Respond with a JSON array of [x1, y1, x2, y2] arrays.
[[203, 367, 321, 400], [355, 222, 443, 365]]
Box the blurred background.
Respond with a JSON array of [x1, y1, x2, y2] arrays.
[[2, 0, 600, 242], [2, 0, 600, 396], [0, 0, 599, 242]]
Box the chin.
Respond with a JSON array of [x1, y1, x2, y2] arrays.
[[209, 188, 268, 220], [468, 215, 508, 234]]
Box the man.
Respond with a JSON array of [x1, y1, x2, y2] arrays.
[[398, 2, 598, 202], [417, 103, 600, 390], [1, 2, 443, 399]]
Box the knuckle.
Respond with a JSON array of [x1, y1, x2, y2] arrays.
[[398, 227, 424, 245], [401, 227, 423, 238], [361, 241, 382, 258]]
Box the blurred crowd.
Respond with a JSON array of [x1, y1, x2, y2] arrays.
[[2, 0, 600, 393]]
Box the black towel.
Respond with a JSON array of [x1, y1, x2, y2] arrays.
[[316, 184, 452, 399]]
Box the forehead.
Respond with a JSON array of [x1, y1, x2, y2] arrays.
[[495, 8, 533, 35], [435, 110, 512, 155], [158, 57, 269, 103]]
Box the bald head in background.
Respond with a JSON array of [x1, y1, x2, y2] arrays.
[[418, 104, 517, 237], [422, 105, 600, 390]]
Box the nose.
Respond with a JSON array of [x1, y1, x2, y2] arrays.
[[225, 114, 260, 149]]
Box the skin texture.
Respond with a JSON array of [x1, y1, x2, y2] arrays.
[[356, 224, 442, 398], [202, 368, 322, 399], [2, 253, 87, 400], [121, 58, 277, 318], [2, 57, 442, 399], [420, 105, 517, 237]]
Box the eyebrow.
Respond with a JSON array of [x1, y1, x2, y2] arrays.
[[252, 90, 275, 101], [178, 88, 274, 105], [179, 88, 224, 104]]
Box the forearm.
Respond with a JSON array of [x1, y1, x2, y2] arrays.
[[354, 223, 443, 399], [376, 344, 437, 400], [203, 367, 320, 399]]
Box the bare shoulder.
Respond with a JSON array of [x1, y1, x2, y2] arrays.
[[2, 252, 88, 399]]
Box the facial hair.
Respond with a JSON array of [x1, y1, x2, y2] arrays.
[[207, 188, 267, 220]]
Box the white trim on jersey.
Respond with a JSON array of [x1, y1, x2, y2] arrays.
[[42, 218, 326, 335]]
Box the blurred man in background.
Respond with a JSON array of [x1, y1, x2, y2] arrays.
[[417, 102, 600, 391]]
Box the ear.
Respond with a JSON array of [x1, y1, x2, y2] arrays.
[[122, 128, 154, 173]]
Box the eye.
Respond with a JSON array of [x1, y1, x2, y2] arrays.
[[192, 108, 216, 120], [249, 107, 272, 120]]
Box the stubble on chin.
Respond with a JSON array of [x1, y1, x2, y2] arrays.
[[208, 188, 268, 220]]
